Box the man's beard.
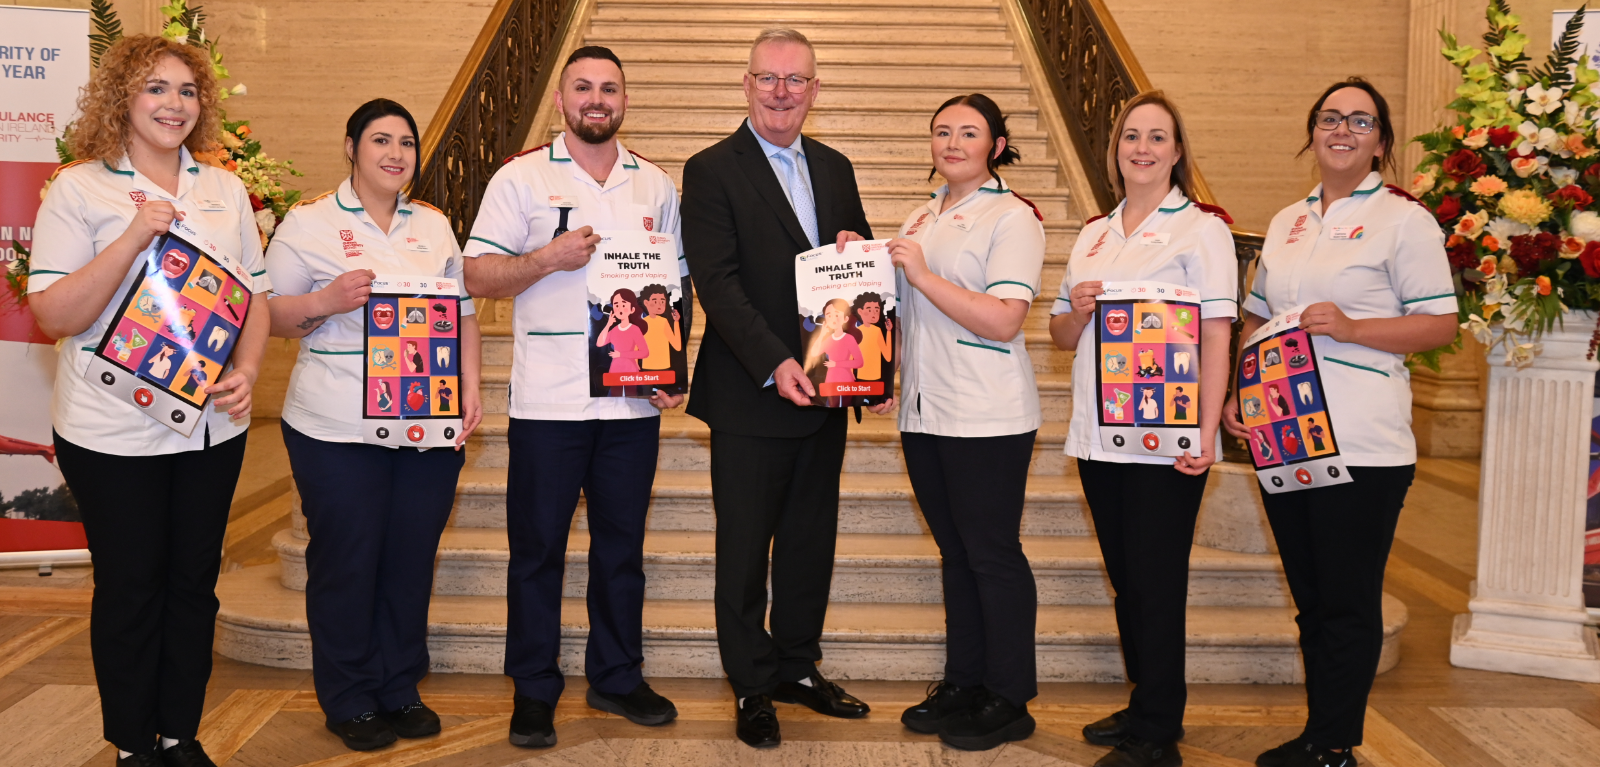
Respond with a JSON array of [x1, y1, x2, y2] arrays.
[[566, 105, 622, 144]]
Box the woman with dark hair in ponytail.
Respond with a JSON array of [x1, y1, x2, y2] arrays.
[[265, 98, 483, 752], [889, 93, 1046, 751]]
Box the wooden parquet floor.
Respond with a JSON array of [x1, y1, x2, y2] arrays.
[[2, 423, 1596, 766]]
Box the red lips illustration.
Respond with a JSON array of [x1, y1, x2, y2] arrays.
[[1104, 309, 1129, 335], [373, 303, 395, 330], [161, 248, 190, 279], [1243, 352, 1258, 379]]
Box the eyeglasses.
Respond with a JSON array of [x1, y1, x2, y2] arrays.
[[749, 72, 815, 94], [1313, 110, 1378, 134]]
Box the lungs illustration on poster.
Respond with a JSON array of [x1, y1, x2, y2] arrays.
[[1237, 306, 1351, 493], [584, 230, 688, 398], [793, 239, 896, 408], [363, 273, 462, 448], [1094, 280, 1201, 457], [83, 220, 253, 437]]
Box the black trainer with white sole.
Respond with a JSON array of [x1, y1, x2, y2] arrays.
[[585, 682, 678, 726]]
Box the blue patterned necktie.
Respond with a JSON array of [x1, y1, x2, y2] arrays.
[[779, 148, 820, 248]]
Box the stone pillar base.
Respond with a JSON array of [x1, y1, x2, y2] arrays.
[[1451, 607, 1600, 683]]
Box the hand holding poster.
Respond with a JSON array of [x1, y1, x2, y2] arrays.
[[1236, 306, 1350, 493], [83, 219, 254, 436], [363, 274, 462, 448], [1094, 280, 1201, 457], [586, 230, 688, 398], [794, 239, 895, 408]]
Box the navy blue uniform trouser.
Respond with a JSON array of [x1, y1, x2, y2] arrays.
[[504, 416, 659, 705], [55, 429, 247, 753], [902, 430, 1039, 708], [1260, 464, 1414, 748], [1077, 458, 1209, 743], [281, 422, 464, 723]]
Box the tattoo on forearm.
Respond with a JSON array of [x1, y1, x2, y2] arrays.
[[298, 315, 329, 330]]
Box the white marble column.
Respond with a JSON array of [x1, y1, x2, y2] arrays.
[[1451, 313, 1600, 682]]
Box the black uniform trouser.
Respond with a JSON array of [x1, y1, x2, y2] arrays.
[[903, 430, 1039, 707], [282, 423, 463, 723], [1260, 464, 1414, 748], [1077, 458, 1207, 742], [710, 411, 847, 699], [503, 416, 659, 705], [55, 429, 248, 754]]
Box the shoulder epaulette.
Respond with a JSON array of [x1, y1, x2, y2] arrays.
[[1085, 213, 1108, 225], [1384, 184, 1429, 210], [505, 143, 549, 164], [1193, 202, 1234, 225], [48, 159, 92, 182], [291, 190, 334, 210], [628, 149, 664, 171], [1009, 190, 1044, 222], [410, 200, 444, 215]]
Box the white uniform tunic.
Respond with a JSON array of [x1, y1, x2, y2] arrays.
[[463, 133, 686, 421], [1053, 187, 1238, 464], [265, 179, 476, 443], [28, 149, 269, 456], [1243, 172, 1457, 466], [896, 177, 1046, 438]]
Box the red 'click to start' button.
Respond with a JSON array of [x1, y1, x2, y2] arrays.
[[603, 371, 677, 386], [820, 381, 885, 396]]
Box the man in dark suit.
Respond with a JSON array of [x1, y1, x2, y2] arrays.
[[681, 28, 891, 749]]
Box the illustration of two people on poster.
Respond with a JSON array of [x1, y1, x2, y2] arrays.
[[800, 292, 894, 407], [590, 284, 688, 397]]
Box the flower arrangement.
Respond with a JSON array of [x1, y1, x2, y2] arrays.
[[1411, 1, 1600, 367]]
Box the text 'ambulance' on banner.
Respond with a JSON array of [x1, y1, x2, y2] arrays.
[[1094, 280, 1202, 457], [795, 239, 895, 408], [585, 230, 688, 398], [85, 220, 253, 437], [363, 274, 462, 448], [1237, 306, 1350, 493]]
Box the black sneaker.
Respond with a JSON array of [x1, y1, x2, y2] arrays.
[[1257, 736, 1311, 767], [381, 701, 441, 738], [1084, 709, 1187, 746], [1285, 746, 1357, 767], [1094, 735, 1181, 767], [900, 680, 985, 734], [586, 682, 678, 726], [937, 690, 1036, 751], [509, 694, 557, 748], [159, 739, 217, 767], [326, 712, 397, 751], [117, 754, 164, 767]]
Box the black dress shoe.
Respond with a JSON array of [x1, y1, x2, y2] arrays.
[[1284, 746, 1356, 767], [1084, 709, 1186, 746], [116, 753, 164, 767], [736, 694, 781, 748], [1094, 735, 1181, 767], [938, 690, 1035, 751], [772, 668, 869, 719], [326, 712, 397, 751], [900, 680, 985, 734], [381, 701, 441, 738], [159, 739, 217, 767], [509, 694, 557, 748], [586, 681, 678, 726], [1256, 736, 1310, 767]]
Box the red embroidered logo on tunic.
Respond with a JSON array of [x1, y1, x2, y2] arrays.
[[1086, 231, 1108, 258], [338, 230, 363, 258], [339, 230, 354, 242], [1287, 214, 1309, 244], [643, 216, 654, 231], [905, 212, 930, 236], [129, 191, 146, 209]]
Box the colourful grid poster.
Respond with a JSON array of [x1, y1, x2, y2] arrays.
[[1237, 306, 1351, 493], [84, 219, 253, 436], [362, 273, 462, 448], [1094, 280, 1201, 457]]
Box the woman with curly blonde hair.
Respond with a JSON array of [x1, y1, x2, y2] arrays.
[[28, 34, 271, 767]]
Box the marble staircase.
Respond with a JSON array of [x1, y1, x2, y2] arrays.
[[214, 0, 1405, 685]]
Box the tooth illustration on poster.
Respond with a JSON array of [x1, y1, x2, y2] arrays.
[[793, 239, 896, 408], [585, 230, 690, 398], [1236, 306, 1352, 493], [1094, 280, 1201, 457], [362, 274, 463, 448]]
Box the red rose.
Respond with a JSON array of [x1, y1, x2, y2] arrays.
[[1434, 195, 1462, 224], [1550, 185, 1595, 210], [249, 194, 265, 212], [1582, 241, 1600, 278], [1488, 126, 1518, 147], [1510, 232, 1561, 272], [1442, 149, 1487, 180]]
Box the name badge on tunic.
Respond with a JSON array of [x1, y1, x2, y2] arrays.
[[403, 237, 432, 253], [548, 195, 577, 209], [196, 198, 228, 212], [948, 213, 973, 231], [1329, 225, 1365, 240], [1138, 232, 1171, 245]]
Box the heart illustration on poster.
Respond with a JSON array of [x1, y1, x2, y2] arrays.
[[1104, 309, 1129, 335]]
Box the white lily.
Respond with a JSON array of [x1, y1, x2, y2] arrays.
[[1508, 89, 1525, 108], [1506, 71, 1524, 88], [1485, 217, 1532, 243], [1525, 83, 1567, 115], [1552, 167, 1580, 187], [1565, 99, 1589, 129], [231, 83, 247, 96], [1462, 314, 1495, 345], [1507, 341, 1540, 367]]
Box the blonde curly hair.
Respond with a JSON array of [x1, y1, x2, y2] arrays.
[[70, 35, 219, 165]]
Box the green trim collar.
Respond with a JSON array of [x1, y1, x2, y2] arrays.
[[1157, 199, 1191, 214], [335, 188, 362, 213], [103, 161, 134, 177], [549, 143, 571, 163], [1352, 179, 1382, 195]]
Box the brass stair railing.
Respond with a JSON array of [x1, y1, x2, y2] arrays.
[[414, 0, 577, 244]]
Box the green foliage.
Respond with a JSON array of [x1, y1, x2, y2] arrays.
[[1531, 5, 1587, 90], [88, 0, 122, 68], [1482, 0, 1531, 73], [3, 240, 29, 305], [1406, 330, 1464, 373]]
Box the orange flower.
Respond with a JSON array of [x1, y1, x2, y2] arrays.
[[1482, 235, 1501, 252], [236, 124, 252, 137], [1536, 275, 1553, 295], [1452, 125, 1466, 139], [225, 159, 238, 172], [1567, 133, 1594, 159], [1478, 255, 1498, 276], [1563, 237, 1586, 257], [1446, 234, 1466, 248]]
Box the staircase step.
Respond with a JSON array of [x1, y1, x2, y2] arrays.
[[587, 22, 1014, 45], [617, 104, 1039, 134], [618, 82, 1035, 111], [593, 2, 1004, 25], [604, 126, 1047, 160], [630, 153, 1061, 190], [214, 563, 1406, 682], [595, 39, 1016, 66]]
